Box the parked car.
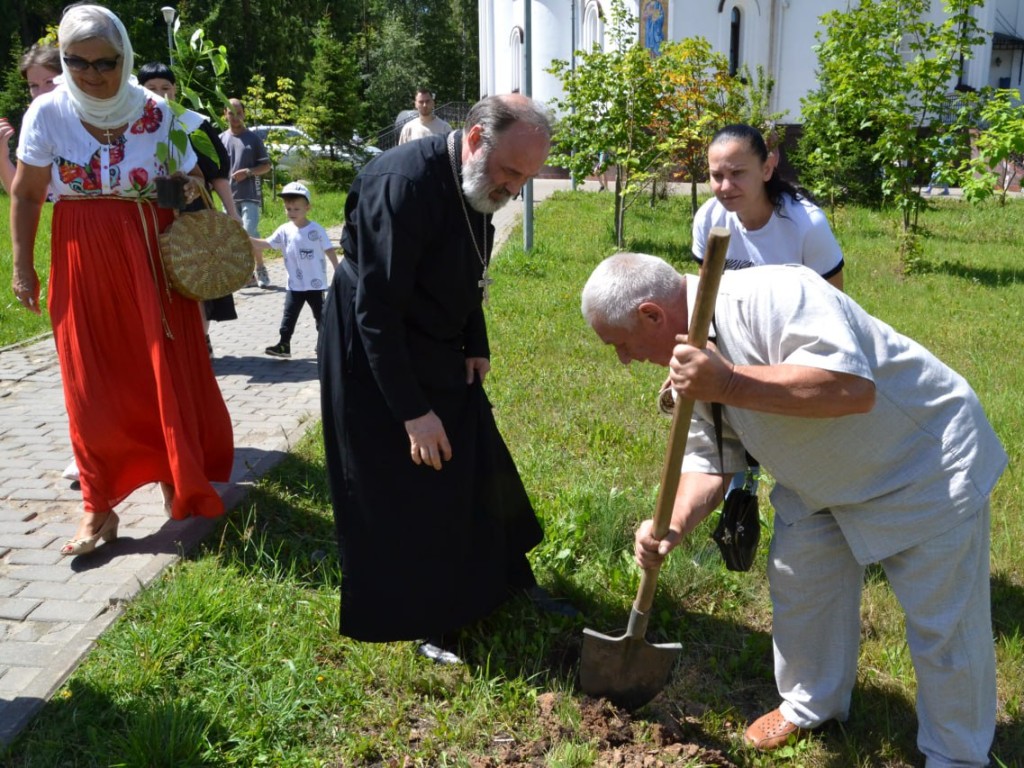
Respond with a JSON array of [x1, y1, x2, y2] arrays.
[[250, 125, 381, 170]]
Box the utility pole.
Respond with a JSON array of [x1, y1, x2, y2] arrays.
[[523, 0, 534, 252]]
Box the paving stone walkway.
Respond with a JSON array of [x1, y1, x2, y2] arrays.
[[0, 259, 321, 747]]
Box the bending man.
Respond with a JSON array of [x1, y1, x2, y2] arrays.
[[582, 253, 1005, 767]]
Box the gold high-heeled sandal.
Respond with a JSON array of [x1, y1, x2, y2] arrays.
[[60, 512, 119, 556]]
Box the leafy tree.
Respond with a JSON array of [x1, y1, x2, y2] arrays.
[[547, 0, 665, 246], [651, 38, 734, 217], [243, 75, 298, 128], [654, 43, 783, 217], [0, 32, 28, 130], [239, 75, 305, 176], [300, 18, 362, 157], [956, 87, 1024, 205], [358, 12, 427, 132], [548, 0, 783, 242], [798, 0, 985, 232], [436, 0, 479, 103]]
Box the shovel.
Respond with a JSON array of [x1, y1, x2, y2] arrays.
[[580, 227, 731, 709]]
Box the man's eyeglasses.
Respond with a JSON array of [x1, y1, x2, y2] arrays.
[[63, 55, 121, 74]]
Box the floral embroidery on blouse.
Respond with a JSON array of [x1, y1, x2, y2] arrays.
[[56, 137, 126, 194], [53, 99, 165, 197], [130, 99, 163, 135]]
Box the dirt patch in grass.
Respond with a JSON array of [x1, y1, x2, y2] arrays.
[[468, 692, 740, 767]]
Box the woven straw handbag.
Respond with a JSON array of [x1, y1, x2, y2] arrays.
[[159, 186, 254, 301]]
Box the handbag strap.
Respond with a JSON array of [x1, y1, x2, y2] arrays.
[[709, 315, 725, 472], [195, 182, 215, 211], [708, 315, 753, 492]]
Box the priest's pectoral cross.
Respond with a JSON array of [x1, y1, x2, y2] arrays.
[[479, 268, 494, 305]]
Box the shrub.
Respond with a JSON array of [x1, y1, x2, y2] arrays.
[[290, 157, 357, 193]]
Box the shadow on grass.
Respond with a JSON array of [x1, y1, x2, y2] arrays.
[[817, 684, 918, 768], [991, 571, 1024, 642], [2, 680, 227, 766], [990, 573, 1024, 764], [993, 716, 1024, 766], [209, 450, 342, 590], [907, 258, 1023, 287]]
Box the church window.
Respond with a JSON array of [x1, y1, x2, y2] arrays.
[[729, 7, 742, 76], [510, 26, 523, 92], [583, 1, 604, 51]]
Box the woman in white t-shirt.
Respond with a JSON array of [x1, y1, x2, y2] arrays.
[[692, 123, 844, 290], [689, 124, 845, 498]]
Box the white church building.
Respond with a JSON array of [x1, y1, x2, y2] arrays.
[[478, 0, 1024, 125]]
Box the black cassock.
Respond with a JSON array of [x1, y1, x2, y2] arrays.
[[319, 131, 544, 642]]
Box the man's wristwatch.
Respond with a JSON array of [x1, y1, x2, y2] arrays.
[[246, 168, 253, 179]]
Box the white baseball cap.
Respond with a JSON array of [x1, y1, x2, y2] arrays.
[[279, 181, 311, 202]]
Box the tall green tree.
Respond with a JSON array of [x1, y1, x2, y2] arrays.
[[798, 0, 985, 232], [358, 11, 427, 132], [0, 32, 28, 129], [548, 0, 666, 247], [548, 0, 780, 242], [300, 18, 362, 155]]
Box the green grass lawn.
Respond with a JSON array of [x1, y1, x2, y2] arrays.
[[2, 191, 1022, 766]]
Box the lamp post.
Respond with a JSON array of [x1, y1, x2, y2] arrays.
[[160, 6, 176, 65]]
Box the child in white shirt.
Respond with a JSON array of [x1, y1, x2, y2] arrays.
[[251, 181, 339, 357]]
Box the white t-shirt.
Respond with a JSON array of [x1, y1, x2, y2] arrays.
[[681, 265, 1006, 564], [266, 220, 334, 291], [18, 87, 196, 199], [399, 116, 452, 144], [691, 194, 844, 279]]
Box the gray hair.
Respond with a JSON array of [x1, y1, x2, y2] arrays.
[[581, 252, 684, 329], [465, 94, 552, 149], [59, 4, 125, 55]]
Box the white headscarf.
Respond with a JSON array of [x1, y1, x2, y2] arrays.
[[58, 4, 145, 129]]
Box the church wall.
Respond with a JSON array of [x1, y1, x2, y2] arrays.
[[478, 0, 1014, 122]]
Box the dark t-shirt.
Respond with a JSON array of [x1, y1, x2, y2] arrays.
[[219, 127, 268, 202]]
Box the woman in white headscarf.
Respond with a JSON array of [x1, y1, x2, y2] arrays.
[[9, 4, 234, 556]]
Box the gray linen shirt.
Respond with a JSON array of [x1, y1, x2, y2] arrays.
[[682, 265, 1007, 564]]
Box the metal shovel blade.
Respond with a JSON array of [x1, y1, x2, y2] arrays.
[[580, 619, 682, 710]]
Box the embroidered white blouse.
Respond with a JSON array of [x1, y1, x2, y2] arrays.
[[17, 86, 196, 199]]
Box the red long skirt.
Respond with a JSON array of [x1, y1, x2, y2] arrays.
[[48, 198, 234, 519]]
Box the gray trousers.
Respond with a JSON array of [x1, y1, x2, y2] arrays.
[[769, 502, 994, 767]]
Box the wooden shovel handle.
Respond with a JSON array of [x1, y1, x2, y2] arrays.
[[633, 227, 730, 619]]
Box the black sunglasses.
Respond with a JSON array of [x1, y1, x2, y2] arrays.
[[63, 55, 121, 74]]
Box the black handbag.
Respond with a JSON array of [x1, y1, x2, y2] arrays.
[[712, 483, 760, 571], [710, 400, 761, 572]]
